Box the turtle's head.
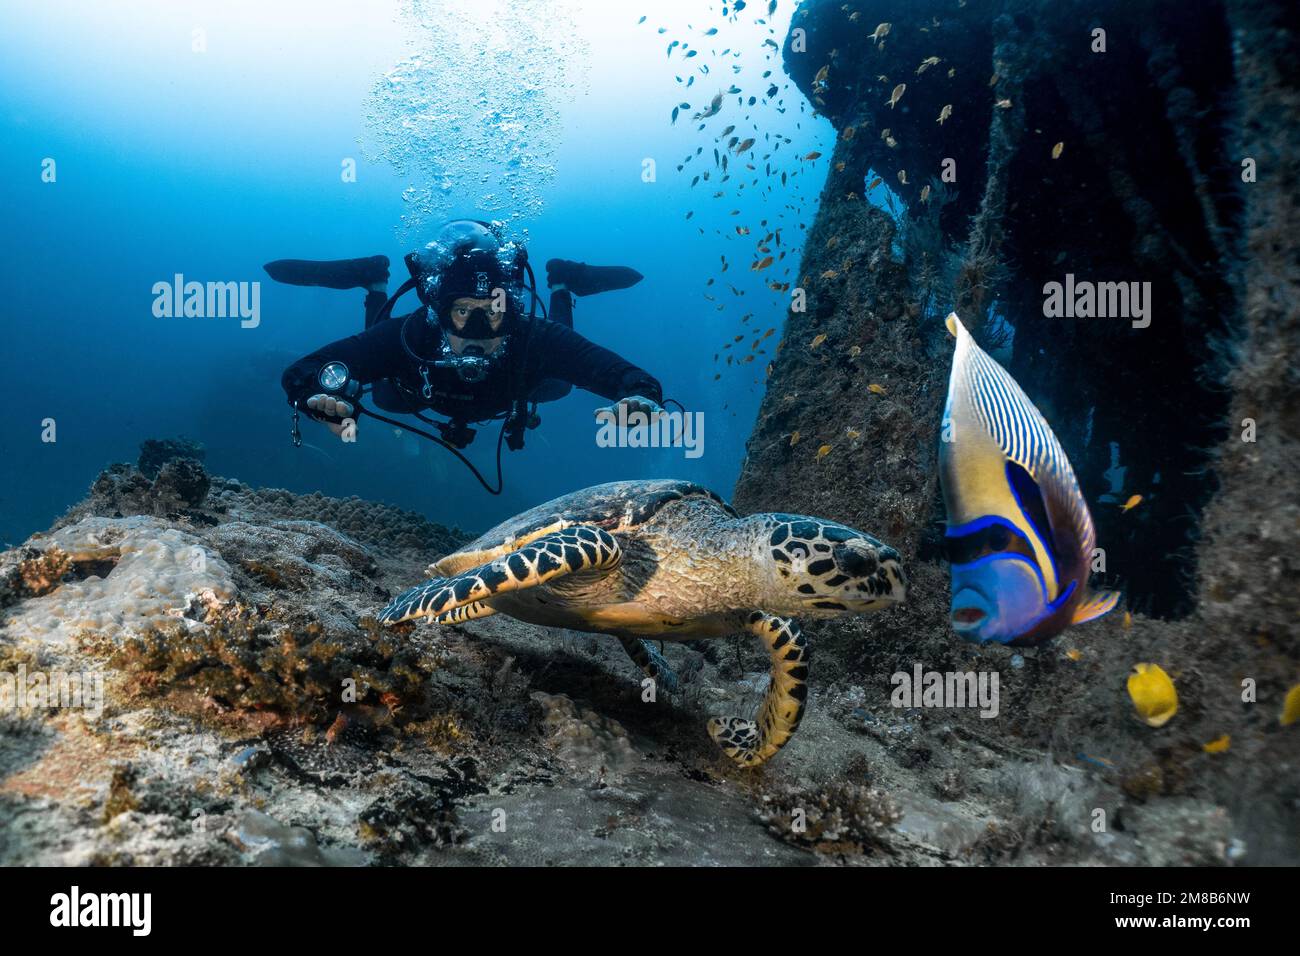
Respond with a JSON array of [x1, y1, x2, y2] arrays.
[[759, 515, 906, 616]]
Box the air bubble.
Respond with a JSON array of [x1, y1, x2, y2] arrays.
[[362, 0, 590, 238]]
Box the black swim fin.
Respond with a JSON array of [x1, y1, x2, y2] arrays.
[[263, 255, 390, 291], [545, 259, 644, 297]]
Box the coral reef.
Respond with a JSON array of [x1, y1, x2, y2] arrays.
[[1, 455, 1276, 865], [137, 436, 205, 480], [760, 780, 902, 855], [5, 516, 234, 645]]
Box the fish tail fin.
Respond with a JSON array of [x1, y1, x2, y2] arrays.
[[1073, 588, 1120, 625]]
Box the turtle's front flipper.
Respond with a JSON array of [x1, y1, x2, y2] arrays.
[[433, 601, 498, 625], [378, 527, 622, 624], [617, 636, 680, 694], [708, 612, 808, 768]]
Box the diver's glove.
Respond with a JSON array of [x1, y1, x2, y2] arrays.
[[595, 394, 666, 423], [305, 394, 356, 438]]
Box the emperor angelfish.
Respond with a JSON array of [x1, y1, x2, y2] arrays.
[[938, 313, 1118, 646]]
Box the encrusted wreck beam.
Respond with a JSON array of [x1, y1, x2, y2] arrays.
[[1196, 0, 1300, 659], [743, 0, 1244, 618], [732, 130, 949, 557]]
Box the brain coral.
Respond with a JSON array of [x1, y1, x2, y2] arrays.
[[2, 516, 235, 645]]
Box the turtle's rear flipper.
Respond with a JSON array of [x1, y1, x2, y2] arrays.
[[264, 255, 390, 290], [708, 612, 808, 768], [378, 526, 622, 624], [618, 636, 680, 695]]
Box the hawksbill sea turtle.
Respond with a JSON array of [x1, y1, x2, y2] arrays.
[[377, 479, 906, 767]]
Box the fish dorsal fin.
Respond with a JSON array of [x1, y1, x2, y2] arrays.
[[1072, 589, 1120, 624], [946, 312, 1097, 567]]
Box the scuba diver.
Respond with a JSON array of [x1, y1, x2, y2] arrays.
[[270, 220, 665, 491]]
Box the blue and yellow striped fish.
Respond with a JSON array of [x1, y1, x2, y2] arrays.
[[938, 313, 1119, 646]]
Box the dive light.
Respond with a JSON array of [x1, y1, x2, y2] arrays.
[[317, 361, 363, 401]]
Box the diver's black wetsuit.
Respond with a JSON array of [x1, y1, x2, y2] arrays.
[[281, 302, 661, 423]]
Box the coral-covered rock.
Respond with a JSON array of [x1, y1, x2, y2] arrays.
[[153, 458, 211, 509], [2, 516, 235, 645], [137, 437, 205, 480]]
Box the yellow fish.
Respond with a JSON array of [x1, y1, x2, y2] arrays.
[[1127, 663, 1177, 728], [1203, 734, 1230, 754], [920, 184, 931, 203], [848, 345, 862, 357], [1065, 648, 1082, 661], [810, 333, 827, 348], [1282, 683, 1300, 726], [1052, 141, 1064, 159], [816, 444, 832, 460], [888, 83, 906, 108], [1121, 494, 1143, 512], [869, 22, 891, 42], [939, 313, 1119, 646], [937, 104, 953, 124], [846, 428, 861, 440], [789, 430, 801, 447], [868, 383, 886, 395], [917, 56, 941, 74]]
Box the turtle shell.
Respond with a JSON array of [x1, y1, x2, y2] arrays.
[[432, 479, 735, 576]]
